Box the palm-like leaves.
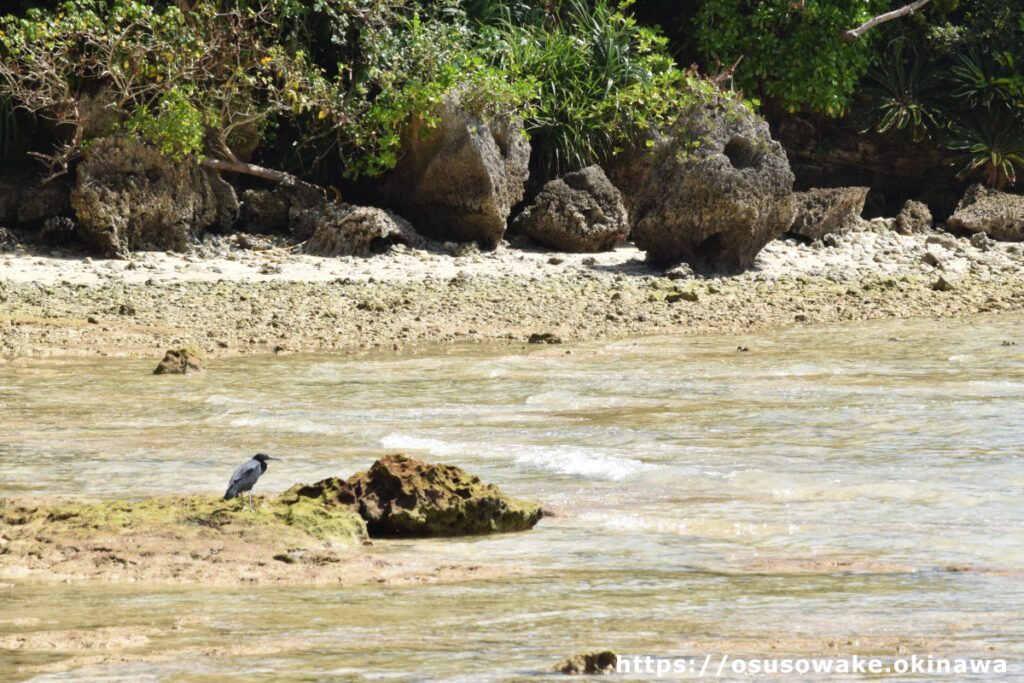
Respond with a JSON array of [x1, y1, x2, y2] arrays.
[[947, 113, 1024, 190], [861, 39, 946, 141]]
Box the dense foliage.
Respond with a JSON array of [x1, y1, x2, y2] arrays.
[[1, 0, 1022, 190]]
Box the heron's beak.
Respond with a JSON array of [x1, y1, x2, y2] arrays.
[[267, 456, 281, 460]]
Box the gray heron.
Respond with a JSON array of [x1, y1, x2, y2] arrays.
[[224, 453, 280, 511]]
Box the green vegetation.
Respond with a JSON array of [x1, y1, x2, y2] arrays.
[[0, 0, 1022, 189]]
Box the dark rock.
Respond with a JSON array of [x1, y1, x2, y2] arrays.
[[38, 216, 78, 246], [329, 454, 542, 537], [17, 181, 73, 227], [239, 188, 291, 234], [71, 137, 239, 257], [383, 95, 530, 249], [605, 95, 794, 271], [305, 204, 422, 257], [153, 346, 206, 375], [896, 199, 932, 234], [788, 186, 868, 240], [513, 166, 628, 252], [528, 332, 563, 344], [555, 651, 618, 675], [932, 276, 956, 292], [946, 184, 1024, 241]]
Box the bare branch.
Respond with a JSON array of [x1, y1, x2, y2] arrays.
[[199, 158, 324, 198], [842, 0, 931, 41]]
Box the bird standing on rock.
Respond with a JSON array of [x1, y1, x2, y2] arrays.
[[224, 453, 279, 511]]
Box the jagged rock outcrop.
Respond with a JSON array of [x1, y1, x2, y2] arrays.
[[606, 96, 795, 271], [946, 184, 1024, 241], [382, 95, 530, 249], [305, 204, 422, 256], [513, 165, 629, 252], [290, 454, 542, 537], [153, 346, 206, 375], [896, 199, 933, 234], [788, 186, 868, 240], [71, 137, 238, 257]]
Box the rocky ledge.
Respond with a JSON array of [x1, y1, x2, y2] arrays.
[[0, 455, 541, 584]]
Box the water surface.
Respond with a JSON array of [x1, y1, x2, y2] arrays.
[[2, 316, 1023, 680]]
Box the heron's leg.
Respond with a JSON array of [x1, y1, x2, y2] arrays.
[[248, 490, 254, 512]]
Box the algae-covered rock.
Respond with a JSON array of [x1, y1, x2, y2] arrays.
[[555, 650, 619, 675], [0, 492, 367, 584], [323, 454, 542, 537], [153, 346, 206, 375]]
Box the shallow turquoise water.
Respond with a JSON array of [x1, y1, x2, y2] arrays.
[[2, 316, 1023, 680]]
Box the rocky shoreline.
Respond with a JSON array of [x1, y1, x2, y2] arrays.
[[2, 220, 1024, 360]]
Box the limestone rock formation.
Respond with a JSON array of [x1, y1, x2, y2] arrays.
[[305, 204, 422, 256], [294, 454, 543, 537], [71, 137, 239, 257], [513, 165, 629, 252], [896, 199, 933, 234], [788, 186, 868, 240], [605, 96, 795, 271], [153, 346, 206, 375], [383, 95, 530, 249], [946, 184, 1024, 241]]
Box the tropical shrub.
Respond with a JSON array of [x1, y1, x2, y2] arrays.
[[692, 0, 891, 115], [469, 0, 727, 177]]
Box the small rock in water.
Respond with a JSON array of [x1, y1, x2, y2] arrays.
[[528, 332, 563, 344], [555, 650, 618, 675], [153, 346, 206, 375]]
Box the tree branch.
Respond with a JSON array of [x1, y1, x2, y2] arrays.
[[198, 157, 325, 196], [841, 0, 931, 41]]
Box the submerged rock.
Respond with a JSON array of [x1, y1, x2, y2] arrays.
[[71, 137, 238, 257], [946, 184, 1024, 241], [788, 186, 868, 240], [153, 346, 206, 375], [514, 166, 629, 252], [382, 95, 530, 249], [606, 94, 794, 271], [314, 453, 543, 537], [555, 650, 619, 675]]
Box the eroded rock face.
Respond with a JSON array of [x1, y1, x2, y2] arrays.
[[606, 96, 795, 271], [897, 199, 933, 234], [71, 137, 239, 257], [514, 165, 629, 252], [946, 184, 1024, 241], [304, 454, 543, 537], [383, 96, 530, 249], [305, 204, 422, 256], [153, 346, 205, 375], [788, 186, 868, 240]]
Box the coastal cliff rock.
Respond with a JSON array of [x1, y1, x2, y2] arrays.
[[606, 96, 795, 271], [71, 137, 239, 257], [946, 184, 1024, 241], [383, 96, 530, 249], [292, 454, 542, 537], [513, 165, 629, 252], [788, 186, 868, 240], [305, 204, 422, 256]]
